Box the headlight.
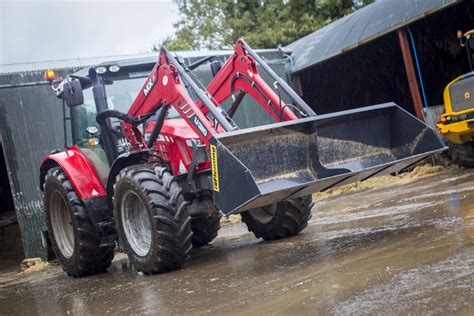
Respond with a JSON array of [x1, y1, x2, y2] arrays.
[[109, 65, 120, 73], [95, 66, 107, 74]]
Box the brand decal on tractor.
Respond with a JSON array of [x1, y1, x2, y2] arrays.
[[117, 138, 132, 153], [143, 75, 156, 96], [210, 144, 219, 192], [465, 92, 470, 99], [191, 115, 208, 137]]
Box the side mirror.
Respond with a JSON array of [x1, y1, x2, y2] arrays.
[[63, 80, 84, 107]]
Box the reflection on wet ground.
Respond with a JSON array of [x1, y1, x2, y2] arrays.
[[0, 167, 473, 315]]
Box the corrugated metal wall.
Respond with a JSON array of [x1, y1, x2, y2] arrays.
[[0, 51, 290, 259], [0, 69, 79, 259]]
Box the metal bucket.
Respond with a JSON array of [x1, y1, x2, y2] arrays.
[[210, 103, 447, 215]]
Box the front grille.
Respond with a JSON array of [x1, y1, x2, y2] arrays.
[[450, 74, 474, 112]]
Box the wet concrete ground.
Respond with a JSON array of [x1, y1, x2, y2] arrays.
[[1, 166, 473, 315]]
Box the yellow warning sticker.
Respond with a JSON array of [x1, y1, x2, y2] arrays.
[[210, 144, 219, 192], [465, 92, 471, 99]]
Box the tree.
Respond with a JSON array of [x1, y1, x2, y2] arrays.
[[152, 0, 374, 51]]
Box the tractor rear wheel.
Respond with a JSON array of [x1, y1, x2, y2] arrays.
[[44, 167, 115, 277], [448, 141, 474, 167], [191, 210, 222, 247], [241, 196, 313, 241], [113, 165, 192, 274]]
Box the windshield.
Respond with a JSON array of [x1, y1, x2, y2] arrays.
[[72, 75, 182, 146], [105, 77, 146, 112], [105, 76, 180, 118]]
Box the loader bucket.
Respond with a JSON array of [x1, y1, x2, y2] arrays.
[[210, 103, 446, 215]]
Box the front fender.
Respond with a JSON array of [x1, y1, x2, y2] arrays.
[[40, 146, 106, 199], [106, 149, 150, 197]]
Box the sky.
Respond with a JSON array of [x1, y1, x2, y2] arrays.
[[0, 0, 179, 65]]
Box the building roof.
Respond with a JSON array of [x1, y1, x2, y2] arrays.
[[0, 49, 280, 74], [0, 51, 230, 74], [0, 53, 157, 74], [287, 0, 461, 73]]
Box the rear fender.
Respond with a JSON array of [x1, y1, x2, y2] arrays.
[[40, 147, 106, 199]]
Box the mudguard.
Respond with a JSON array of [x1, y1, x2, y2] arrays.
[[106, 149, 150, 199], [40, 146, 106, 199]]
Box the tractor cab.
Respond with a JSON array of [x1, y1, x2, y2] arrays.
[[53, 53, 229, 185], [55, 58, 156, 170], [52, 56, 212, 185]]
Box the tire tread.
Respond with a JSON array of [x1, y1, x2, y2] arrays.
[[113, 164, 192, 274], [241, 196, 313, 241], [44, 167, 115, 277]]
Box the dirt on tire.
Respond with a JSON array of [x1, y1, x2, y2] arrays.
[[191, 211, 222, 247], [448, 141, 474, 167], [113, 165, 192, 274], [44, 167, 115, 277], [241, 195, 313, 240]]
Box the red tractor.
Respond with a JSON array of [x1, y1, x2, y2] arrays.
[[40, 39, 444, 276]]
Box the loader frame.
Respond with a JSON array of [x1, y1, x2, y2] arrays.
[[41, 39, 446, 214], [41, 40, 316, 212], [122, 39, 314, 150]]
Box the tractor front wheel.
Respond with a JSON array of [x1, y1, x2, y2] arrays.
[[44, 167, 115, 277], [191, 210, 222, 247], [113, 165, 192, 274], [241, 196, 313, 241], [448, 141, 474, 167]]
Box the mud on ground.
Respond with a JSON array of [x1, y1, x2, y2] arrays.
[[0, 163, 473, 315]]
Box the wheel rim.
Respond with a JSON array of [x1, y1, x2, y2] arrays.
[[121, 191, 152, 257], [49, 191, 75, 258], [248, 204, 278, 224]]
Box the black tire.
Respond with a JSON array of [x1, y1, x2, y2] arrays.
[[448, 141, 474, 167], [191, 211, 222, 247], [44, 167, 115, 277], [241, 196, 313, 241], [113, 165, 192, 274]]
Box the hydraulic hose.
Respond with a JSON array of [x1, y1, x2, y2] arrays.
[[96, 110, 153, 127]]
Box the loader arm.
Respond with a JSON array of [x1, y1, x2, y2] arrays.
[[124, 51, 220, 149], [196, 40, 299, 122], [122, 40, 308, 150]]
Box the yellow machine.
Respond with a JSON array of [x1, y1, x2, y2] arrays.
[[438, 30, 474, 166]]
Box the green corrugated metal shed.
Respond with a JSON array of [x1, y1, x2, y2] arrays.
[[0, 69, 78, 259]]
